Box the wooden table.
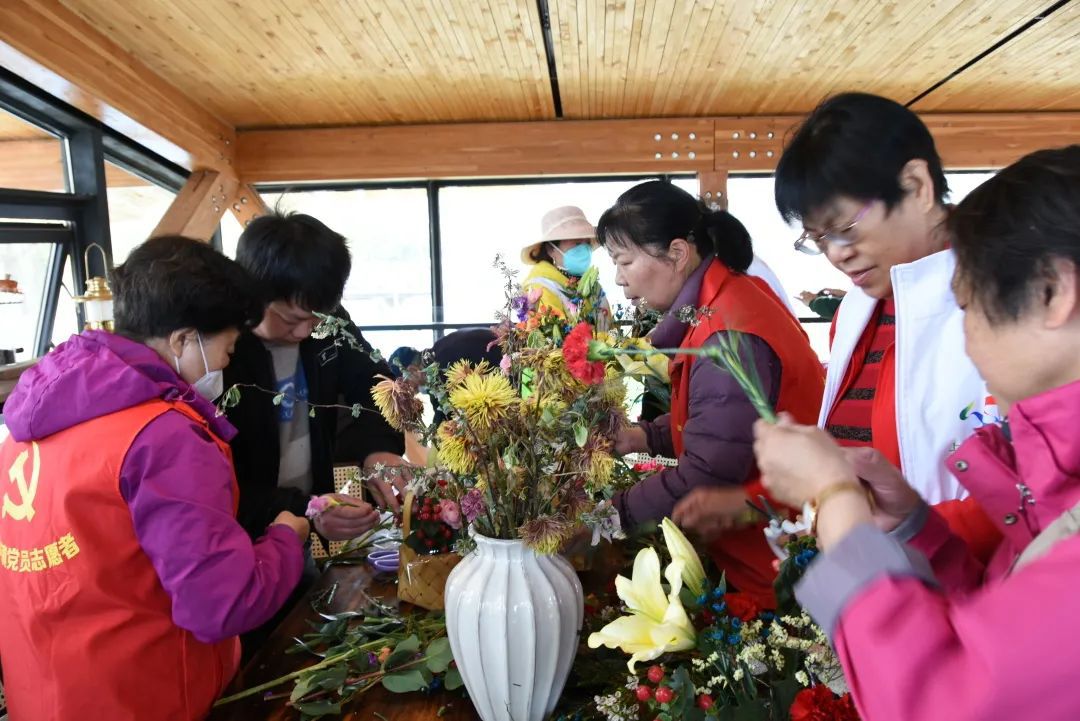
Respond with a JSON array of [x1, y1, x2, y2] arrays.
[[208, 565, 480, 721]]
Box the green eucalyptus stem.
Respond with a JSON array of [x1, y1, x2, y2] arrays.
[[588, 332, 778, 423], [213, 641, 377, 706]]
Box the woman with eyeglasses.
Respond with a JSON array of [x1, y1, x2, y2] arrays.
[[754, 144, 1080, 721], [771, 92, 1000, 557]]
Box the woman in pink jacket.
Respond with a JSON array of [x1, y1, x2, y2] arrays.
[[753, 144, 1080, 721]]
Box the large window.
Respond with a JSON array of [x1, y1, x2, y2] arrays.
[[439, 178, 685, 325], [0, 240, 58, 362], [105, 159, 177, 262], [0, 107, 69, 193], [259, 188, 434, 357]]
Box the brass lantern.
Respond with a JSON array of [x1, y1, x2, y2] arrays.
[[73, 243, 114, 331]]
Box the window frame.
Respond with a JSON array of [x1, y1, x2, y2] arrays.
[[0, 67, 187, 357]]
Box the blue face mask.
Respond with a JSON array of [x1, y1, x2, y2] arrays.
[[554, 243, 593, 277]]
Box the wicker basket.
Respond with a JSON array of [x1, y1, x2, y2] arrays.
[[397, 492, 461, 610]]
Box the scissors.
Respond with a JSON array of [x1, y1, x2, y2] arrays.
[[367, 549, 400, 573]]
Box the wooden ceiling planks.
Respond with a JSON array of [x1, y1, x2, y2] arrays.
[[913, 1, 1080, 112], [549, 0, 1055, 118], [58, 0, 555, 127]]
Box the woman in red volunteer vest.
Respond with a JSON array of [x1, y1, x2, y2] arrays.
[[772, 92, 1001, 561], [599, 181, 824, 605], [0, 236, 310, 720]]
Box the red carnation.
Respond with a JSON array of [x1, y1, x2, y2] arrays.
[[563, 322, 606, 385], [724, 592, 762, 622], [790, 685, 859, 721]]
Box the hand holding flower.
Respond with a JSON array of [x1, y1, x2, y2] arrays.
[[306, 493, 381, 541]]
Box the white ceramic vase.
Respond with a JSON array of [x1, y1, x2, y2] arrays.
[[444, 533, 583, 721]]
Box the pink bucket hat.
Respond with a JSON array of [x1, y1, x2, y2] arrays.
[[520, 206, 598, 265]]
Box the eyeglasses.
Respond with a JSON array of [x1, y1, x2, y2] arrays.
[[793, 202, 874, 255]]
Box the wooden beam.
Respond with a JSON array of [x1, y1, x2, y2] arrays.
[[0, 0, 234, 172], [228, 183, 270, 229], [697, 171, 728, 210], [238, 118, 716, 183], [151, 170, 236, 241], [712, 113, 1080, 172], [238, 112, 1080, 183]]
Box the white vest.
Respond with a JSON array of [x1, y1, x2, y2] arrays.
[[821, 250, 998, 504], [747, 255, 798, 317]]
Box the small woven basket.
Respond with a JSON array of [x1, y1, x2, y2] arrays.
[[397, 492, 461, 610]]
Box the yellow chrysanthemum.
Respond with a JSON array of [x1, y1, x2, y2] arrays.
[[370, 376, 423, 431], [436, 421, 476, 475], [449, 372, 518, 433], [444, 359, 493, 389], [600, 373, 628, 407], [589, 450, 615, 486], [519, 515, 574, 555]]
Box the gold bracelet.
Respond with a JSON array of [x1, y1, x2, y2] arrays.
[[808, 481, 867, 536]]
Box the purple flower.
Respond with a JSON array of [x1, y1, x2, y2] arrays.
[[305, 495, 331, 519], [499, 354, 512, 375], [511, 295, 529, 322], [460, 489, 486, 523]]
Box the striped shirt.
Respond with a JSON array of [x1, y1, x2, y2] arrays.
[[826, 299, 896, 447]]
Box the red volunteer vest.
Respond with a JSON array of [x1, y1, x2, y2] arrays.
[[669, 259, 825, 606], [0, 399, 240, 721]]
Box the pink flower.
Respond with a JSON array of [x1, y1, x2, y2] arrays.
[[499, 354, 512, 375], [461, 488, 486, 523], [438, 499, 463, 530], [305, 495, 331, 519], [526, 287, 543, 306]]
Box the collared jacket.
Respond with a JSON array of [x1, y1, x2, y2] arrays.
[[797, 378, 1080, 721], [223, 308, 404, 538]]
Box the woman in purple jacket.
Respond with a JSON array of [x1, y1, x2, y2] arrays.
[[0, 236, 308, 719]]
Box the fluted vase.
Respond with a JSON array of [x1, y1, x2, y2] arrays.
[[444, 533, 583, 721]]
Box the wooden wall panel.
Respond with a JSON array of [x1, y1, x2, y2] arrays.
[[913, 1, 1080, 112], [0, 0, 234, 171], [57, 0, 556, 127], [548, 0, 1058, 117], [237, 112, 1079, 183]]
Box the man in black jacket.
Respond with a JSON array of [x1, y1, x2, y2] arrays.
[[225, 210, 407, 543]]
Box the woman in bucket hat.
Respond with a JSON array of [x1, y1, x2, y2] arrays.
[[521, 205, 610, 324]]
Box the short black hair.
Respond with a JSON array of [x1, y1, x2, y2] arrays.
[[775, 92, 949, 223], [597, 180, 753, 272], [951, 145, 1080, 323], [111, 235, 264, 341], [236, 208, 351, 312]]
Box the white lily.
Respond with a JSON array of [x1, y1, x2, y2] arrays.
[[588, 548, 697, 671], [661, 517, 707, 597]]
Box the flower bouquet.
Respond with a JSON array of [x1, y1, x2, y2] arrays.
[[554, 520, 857, 721], [369, 259, 643, 554]]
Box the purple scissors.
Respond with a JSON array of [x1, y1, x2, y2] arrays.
[[367, 549, 400, 573]]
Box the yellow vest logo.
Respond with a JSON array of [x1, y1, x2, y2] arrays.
[[3, 442, 40, 522]]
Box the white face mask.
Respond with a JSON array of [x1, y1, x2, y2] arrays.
[[175, 332, 224, 402]]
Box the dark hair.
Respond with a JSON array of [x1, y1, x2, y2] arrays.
[[388, 346, 420, 378], [951, 145, 1080, 322], [111, 235, 264, 341], [775, 92, 949, 223], [529, 243, 556, 264], [596, 181, 753, 272], [236, 208, 351, 312]]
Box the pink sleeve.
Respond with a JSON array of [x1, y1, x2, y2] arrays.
[[832, 537, 1080, 721], [121, 410, 306, 643], [906, 506, 986, 594]]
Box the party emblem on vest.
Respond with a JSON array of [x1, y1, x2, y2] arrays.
[[3, 441, 40, 523]]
